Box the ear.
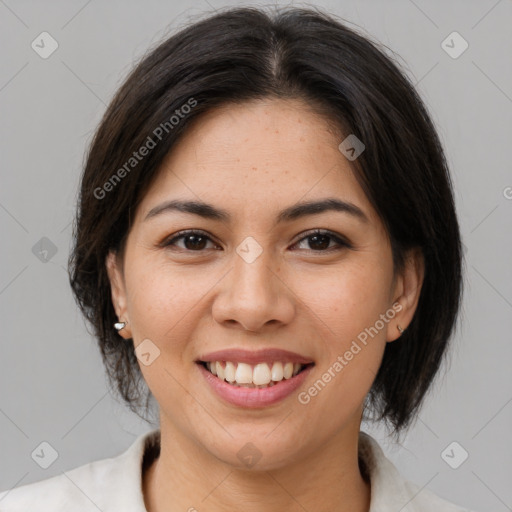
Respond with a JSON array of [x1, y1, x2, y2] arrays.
[[105, 250, 132, 339], [386, 247, 424, 342]]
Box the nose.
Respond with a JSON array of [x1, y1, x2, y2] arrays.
[[211, 246, 295, 333]]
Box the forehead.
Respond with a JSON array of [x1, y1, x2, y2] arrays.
[[136, 98, 379, 227]]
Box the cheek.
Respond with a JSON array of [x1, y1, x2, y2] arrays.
[[295, 258, 393, 341], [124, 258, 206, 344], [294, 259, 391, 411], [299, 277, 389, 425]]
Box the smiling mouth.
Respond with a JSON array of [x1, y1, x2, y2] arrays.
[[198, 360, 315, 388]]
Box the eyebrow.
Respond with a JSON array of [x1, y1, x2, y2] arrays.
[[144, 197, 369, 224]]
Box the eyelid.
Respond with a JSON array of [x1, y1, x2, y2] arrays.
[[159, 229, 220, 249], [292, 228, 352, 250], [160, 228, 352, 251]]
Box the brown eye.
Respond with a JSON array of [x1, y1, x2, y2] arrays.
[[162, 230, 218, 251], [161, 228, 351, 254], [181, 233, 208, 250], [293, 229, 351, 252]]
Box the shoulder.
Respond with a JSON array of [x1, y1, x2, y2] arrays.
[[399, 478, 476, 511], [358, 432, 477, 512], [0, 429, 160, 512], [0, 459, 108, 512]]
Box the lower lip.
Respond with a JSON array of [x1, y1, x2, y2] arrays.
[[197, 363, 314, 408]]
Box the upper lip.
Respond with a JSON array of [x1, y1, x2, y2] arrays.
[[197, 348, 314, 365]]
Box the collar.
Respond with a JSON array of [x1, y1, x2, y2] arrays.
[[127, 429, 454, 511], [0, 428, 469, 511]]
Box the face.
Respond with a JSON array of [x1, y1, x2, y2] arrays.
[[107, 98, 423, 470]]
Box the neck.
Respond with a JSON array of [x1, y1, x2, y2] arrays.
[[143, 418, 371, 512]]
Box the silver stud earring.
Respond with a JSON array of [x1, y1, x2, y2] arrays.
[[114, 321, 126, 331], [397, 324, 404, 334]]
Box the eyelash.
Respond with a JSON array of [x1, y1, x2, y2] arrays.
[[160, 229, 352, 253]]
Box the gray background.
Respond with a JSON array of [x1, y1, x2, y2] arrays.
[[1, 0, 511, 510]]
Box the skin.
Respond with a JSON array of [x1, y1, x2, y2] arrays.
[[106, 98, 424, 512]]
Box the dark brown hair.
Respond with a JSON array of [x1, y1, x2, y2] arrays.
[[68, 5, 464, 435]]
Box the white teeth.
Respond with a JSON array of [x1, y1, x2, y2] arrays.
[[215, 361, 224, 380], [271, 362, 284, 381], [224, 361, 236, 382], [253, 363, 272, 385], [204, 360, 307, 386], [235, 362, 253, 384]]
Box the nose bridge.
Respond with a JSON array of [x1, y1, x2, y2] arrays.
[[231, 234, 278, 303], [212, 235, 294, 331]]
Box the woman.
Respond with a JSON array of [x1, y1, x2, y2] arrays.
[[0, 5, 475, 511]]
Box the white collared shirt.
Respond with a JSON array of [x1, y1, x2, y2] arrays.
[[0, 429, 476, 511]]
